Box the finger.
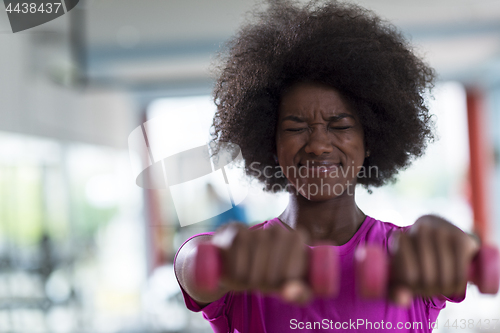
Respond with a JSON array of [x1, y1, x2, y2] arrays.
[[434, 228, 455, 296], [389, 286, 413, 308], [249, 229, 272, 289], [413, 224, 438, 295], [279, 280, 312, 305], [452, 233, 475, 296], [283, 231, 307, 281], [232, 228, 251, 286], [295, 227, 310, 246], [213, 222, 247, 249], [265, 227, 293, 288], [390, 232, 419, 297]]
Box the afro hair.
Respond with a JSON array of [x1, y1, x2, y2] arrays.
[[211, 0, 435, 191]]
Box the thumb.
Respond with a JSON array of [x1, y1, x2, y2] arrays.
[[295, 227, 311, 246], [389, 285, 413, 308], [279, 279, 313, 305]]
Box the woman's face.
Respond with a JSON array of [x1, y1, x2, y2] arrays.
[[276, 82, 366, 201]]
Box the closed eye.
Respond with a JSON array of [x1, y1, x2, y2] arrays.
[[285, 128, 306, 132], [330, 126, 352, 130]]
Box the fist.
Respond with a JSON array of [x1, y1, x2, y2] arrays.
[[211, 222, 313, 303], [389, 215, 480, 306]]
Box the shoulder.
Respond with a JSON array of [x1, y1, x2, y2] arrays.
[[249, 218, 284, 231], [362, 216, 412, 250], [365, 216, 411, 234], [174, 232, 215, 259], [377, 218, 409, 231]]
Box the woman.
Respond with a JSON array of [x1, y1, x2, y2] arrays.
[[174, 1, 479, 332]]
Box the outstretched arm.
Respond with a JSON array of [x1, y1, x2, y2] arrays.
[[175, 234, 232, 306], [174, 223, 313, 307]]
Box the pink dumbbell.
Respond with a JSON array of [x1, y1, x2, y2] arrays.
[[194, 242, 340, 296], [355, 244, 500, 298]]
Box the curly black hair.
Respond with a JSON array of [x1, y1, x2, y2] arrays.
[[211, 0, 435, 192]]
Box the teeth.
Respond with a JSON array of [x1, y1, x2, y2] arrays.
[[298, 161, 341, 167]]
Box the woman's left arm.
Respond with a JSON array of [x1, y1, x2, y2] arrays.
[[389, 214, 480, 306]]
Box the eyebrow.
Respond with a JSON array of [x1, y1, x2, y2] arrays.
[[281, 113, 355, 123]]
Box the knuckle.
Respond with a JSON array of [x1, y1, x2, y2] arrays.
[[415, 223, 431, 237], [434, 228, 448, 242]]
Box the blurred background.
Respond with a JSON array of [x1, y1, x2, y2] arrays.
[[0, 0, 500, 332]]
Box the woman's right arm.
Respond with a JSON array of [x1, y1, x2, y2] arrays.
[[175, 223, 312, 307], [174, 234, 232, 307]]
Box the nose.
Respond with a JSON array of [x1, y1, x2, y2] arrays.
[[304, 127, 333, 156]]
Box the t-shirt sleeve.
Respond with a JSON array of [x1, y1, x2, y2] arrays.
[[425, 291, 466, 309], [173, 232, 231, 321], [177, 278, 230, 318]]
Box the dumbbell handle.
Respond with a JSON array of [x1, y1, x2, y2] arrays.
[[356, 244, 500, 298], [194, 242, 340, 296]]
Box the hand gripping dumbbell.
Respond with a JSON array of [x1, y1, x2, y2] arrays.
[[355, 244, 500, 298], [194, 242, 340, 296]]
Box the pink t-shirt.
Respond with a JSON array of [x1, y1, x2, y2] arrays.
[[174, 216, 464, 332]]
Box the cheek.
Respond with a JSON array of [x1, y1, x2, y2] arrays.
[[276, 137, 298, 164], [277, 150, 296, 179], [276, 142, 299, 181], [344, 131, 365, 160]]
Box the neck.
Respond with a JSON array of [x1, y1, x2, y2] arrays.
[[278, 189, 366, 245]]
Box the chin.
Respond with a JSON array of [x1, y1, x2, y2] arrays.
[[290, 178, 353, 201], [302, 192, 341, 201]]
